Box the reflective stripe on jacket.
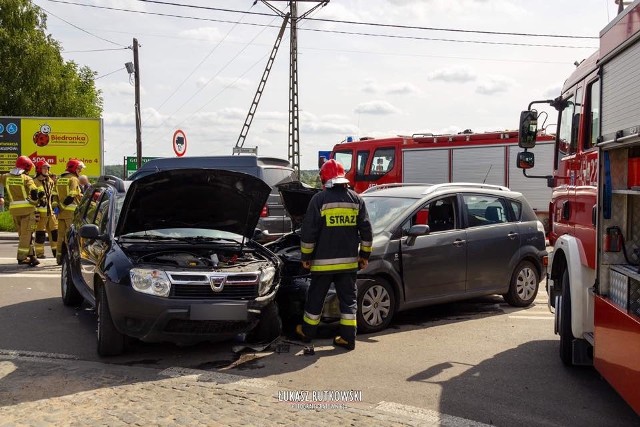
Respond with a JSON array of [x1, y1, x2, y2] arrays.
[[56, 173, 81, 216], [1, 172, 37, 216], [300, 186, 373, 273]]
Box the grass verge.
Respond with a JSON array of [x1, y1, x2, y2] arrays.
[[0, 211, 16, 232]]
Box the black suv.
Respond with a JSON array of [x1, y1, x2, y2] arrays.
[[272, 182, 548, 334], [59, 171, 282, 356]]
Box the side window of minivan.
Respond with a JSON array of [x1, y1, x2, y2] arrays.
[[463, 194, 510, 226]]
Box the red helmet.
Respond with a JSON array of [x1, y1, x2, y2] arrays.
[[16, 155, 34, 172], [319, 159, 350, 188], [66, 159, 85, 175], [35, 160, 50, 175]]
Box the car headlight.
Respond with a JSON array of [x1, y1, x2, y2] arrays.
[[259, 266, 276, 295], [130, 268, 171, 297]]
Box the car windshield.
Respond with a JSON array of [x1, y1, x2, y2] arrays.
[[118, 228, 244, 243], [362, 195, 420, 234]]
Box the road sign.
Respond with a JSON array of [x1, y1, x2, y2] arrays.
[[173, 130, 187, 157], [124, 156, 157, 178]]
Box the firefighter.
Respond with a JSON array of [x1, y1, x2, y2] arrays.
[[33, 160, 58, 259], [55, 159, 85, 265], [0, 156, 41, 266], [296, 159, 373, 351]]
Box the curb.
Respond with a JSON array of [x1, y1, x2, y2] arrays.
[[0, 232, 18, 241]]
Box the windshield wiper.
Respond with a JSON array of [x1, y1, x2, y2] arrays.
[[178, 236, 241, 244]]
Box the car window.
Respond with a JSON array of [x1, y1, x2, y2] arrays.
[[371, 148, 395, 175], [510, 200, 522, 221], [94, 192, 111, 232], [357, 151, 369, 175], [463, 194, 509, 226], [261, 168, 295, 188], [83, 188, 104, 224], [425, 197, 457, 232], [333, 151, 352, 173]]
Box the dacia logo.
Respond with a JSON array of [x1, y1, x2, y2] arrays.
[[327, 215, 356, 225], [210, 275, 226, 292]]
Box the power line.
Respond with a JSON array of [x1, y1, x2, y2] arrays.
[[39, 4, 129, 48], [130, 0, 597, 40], [95, 66, 126, 80], [45, 0, 596, 48], [64, 47, 130, 53]]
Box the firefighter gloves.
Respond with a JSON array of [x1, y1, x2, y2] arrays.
[[63, 196, 74, 205], [30, 189, 39, 201]]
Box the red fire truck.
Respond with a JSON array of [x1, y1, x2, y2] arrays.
[[516, 1, 640, 414], [330, 130, 555, 228]]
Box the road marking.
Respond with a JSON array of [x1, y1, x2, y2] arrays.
[[376, 401, 492, 427], [159, 366, 278, 389], [0, 273, 60, 278], [0, 349, 78, 360], [508, 315, 554, 320]]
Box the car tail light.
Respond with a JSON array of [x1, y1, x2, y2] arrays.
[[260, 204, 269, 217]]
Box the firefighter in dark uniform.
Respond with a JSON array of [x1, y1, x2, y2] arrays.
[[33, 160, 58, 259], [0, 156, 41, 266], [55, 159, 85, 265], [296, 159, 373, 350]]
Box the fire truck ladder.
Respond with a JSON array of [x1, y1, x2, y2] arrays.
[[234, 13, 290, 155]]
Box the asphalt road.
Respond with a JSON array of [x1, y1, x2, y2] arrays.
[[0, 238, 637, 426]]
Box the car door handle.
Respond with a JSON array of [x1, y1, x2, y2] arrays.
[[508, 232, 518, 240], [453, 239, 466, 247]]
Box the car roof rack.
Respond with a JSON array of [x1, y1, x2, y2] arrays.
[[423, 182, 510, 194], [96, 175, 126, 192], [362, 183, 433, 194]]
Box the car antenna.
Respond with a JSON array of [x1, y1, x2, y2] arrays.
[[482, 165, 493, 184]]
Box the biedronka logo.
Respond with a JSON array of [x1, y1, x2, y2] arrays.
[[33, 123, 88, 147]]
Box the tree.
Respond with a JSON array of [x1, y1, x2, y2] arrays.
[[0, 0, 102, 117]]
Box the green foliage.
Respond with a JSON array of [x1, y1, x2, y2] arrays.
[[0, 211, 16, 232], [104, 164, 125, 179], [300, 170, 320, 188], [0, 0, 103, 117]]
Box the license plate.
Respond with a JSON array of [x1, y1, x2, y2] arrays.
[[190, 303, 248, 321]]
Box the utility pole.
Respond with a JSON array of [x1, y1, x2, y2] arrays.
[[133, 38, 142, 169], [259, 1, 329, 177]]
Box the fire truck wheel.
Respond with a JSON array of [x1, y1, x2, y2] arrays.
[[503, 260, 539, 307], [357, 278, 395, 333], [558, 269, 574, 365]]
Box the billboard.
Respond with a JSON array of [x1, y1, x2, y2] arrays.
[[0, 117, 103, 177]]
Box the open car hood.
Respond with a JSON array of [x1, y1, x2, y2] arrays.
[[277, 181, 320, 230], [115, 168, 271, 238]]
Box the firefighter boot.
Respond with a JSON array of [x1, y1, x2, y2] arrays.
[[295, 324, 311, 343], [333, 336, 355, 351], [28, 256, 40, 267]]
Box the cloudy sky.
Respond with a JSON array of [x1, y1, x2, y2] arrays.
[[32, 0, 621, 169]]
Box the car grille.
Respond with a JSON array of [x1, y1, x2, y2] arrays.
[[163, 319, 251, 334], [167, 272, 260, 300]]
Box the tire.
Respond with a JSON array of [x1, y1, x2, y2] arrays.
[[503, 260, 539, 307], [357, 278, 396, 333], [61, 252, 83, 306], [247, 302, 282, 344], [96, 284, 125, 357], [558, 269, 574, 365]]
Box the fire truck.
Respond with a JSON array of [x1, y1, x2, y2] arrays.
[[330, 130, 555, 228], [516, 1, 640, 414]]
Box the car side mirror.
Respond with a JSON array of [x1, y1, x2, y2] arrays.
[[79, 223, 104, 240], [516, 151, 535, 170], [405, 224, 430, 246], [518, 110, 538, 149]]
